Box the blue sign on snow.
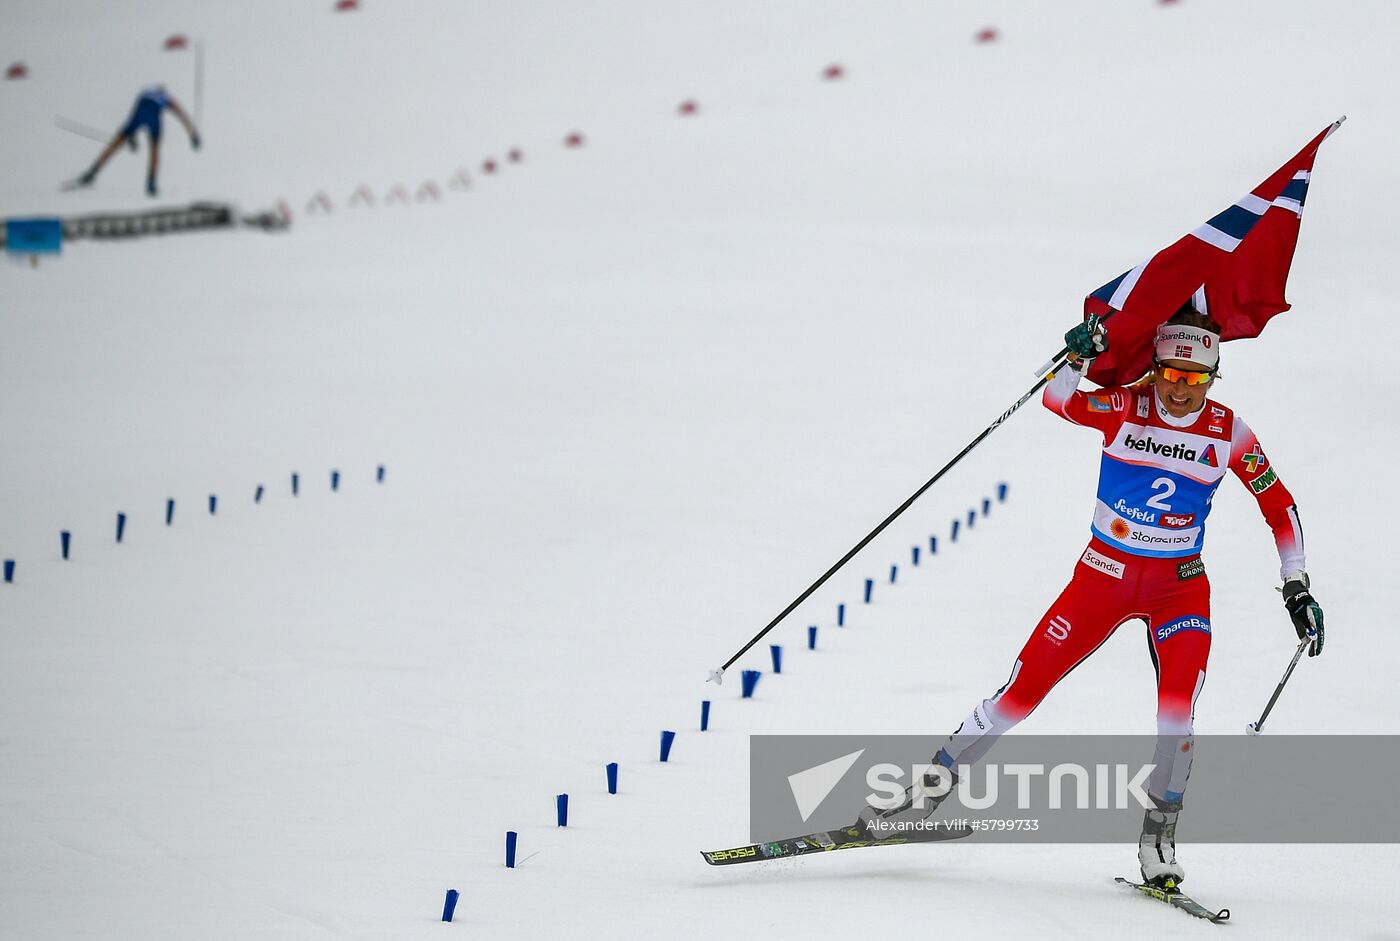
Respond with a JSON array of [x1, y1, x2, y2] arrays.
[[5, 218, 63, 255]]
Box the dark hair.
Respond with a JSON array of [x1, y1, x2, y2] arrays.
[[1167, 300, 1222, 336]]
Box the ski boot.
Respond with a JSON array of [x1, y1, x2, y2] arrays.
[[859, 751, 959, 840], [1137, 807, 1185, 889]]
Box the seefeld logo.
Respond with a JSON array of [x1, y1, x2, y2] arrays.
[[1123, 433, 1197, 462], [1113, 498, 1155, 524]]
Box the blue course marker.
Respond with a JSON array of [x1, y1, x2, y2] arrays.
[[808, 625, 817, 650], [5, 218, 62, 256], [770, 644, 783, 674], [983, 497, 992, 516], [556, 793, 569, 827], [889, 564, 898, 584], [116, 513, 127, 544], [864, 578, 874, 603], [967, 509, 976, 528], [837, 603, 845, 626], [998, 482, 1009, 502], [741, 670, 761, 698], [377, 464, 386, 483], [607, 761, 619, 793], [700, 700, 711, 731], [60, 531, 71, 560], [442, 889, 459, 923], [660, 730, 676, 762], [930, 535, 938, 555], [166, 498, 175, 526], [331, 470, 340, 492], [255, 485, 265, 504], [3, 560, 14, 583], [291, 472, 300, 496], [208, 495, 218, 515], [951, 519, 960, 542], [505, 831, 518, 868], [912, 545, 920, 566]]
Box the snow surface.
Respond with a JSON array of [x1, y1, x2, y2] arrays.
[[3, 1, 1398, 937]]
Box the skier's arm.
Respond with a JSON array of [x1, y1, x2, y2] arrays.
[[1043, 313, 1124, 437], [1228, 416, 1305, 581], [1042, 362, 1128, 438], [166, 98, 200, 148]]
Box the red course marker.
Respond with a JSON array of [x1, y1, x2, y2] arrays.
[[349, 184, 375, 207]]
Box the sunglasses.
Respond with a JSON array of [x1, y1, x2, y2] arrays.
[[1155, 364, 1215, 386]]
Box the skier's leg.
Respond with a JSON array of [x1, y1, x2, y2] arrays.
[[864, 558, 1129, 835], [1138, 567, 1212, 886], [939, 568, 1131, 770], [1144, 585, 1212, 810], [146, 136, 161, 196], [80, 132, 128, 184]]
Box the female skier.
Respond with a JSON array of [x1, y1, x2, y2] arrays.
[[863, 302, 1325, 888]]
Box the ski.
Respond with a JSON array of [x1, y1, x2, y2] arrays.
[[1115, 876, 1230, 924], [702, 819, 971, 866]]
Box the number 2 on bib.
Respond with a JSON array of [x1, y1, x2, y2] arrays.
[[1146, 477, 1176, 511]]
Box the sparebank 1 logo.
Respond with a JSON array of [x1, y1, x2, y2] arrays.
[[787, 749, 866, 823]]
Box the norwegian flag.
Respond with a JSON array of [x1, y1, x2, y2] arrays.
[[1082, 118, 1345, 386]]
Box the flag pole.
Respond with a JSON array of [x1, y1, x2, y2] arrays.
[[707, 312, 1119, 685], [194, 38, 205, 128]]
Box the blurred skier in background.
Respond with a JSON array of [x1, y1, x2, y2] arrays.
[[861, 301, 1325, 890], [73, 85, 200, 197]]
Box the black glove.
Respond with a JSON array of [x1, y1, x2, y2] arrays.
[[1065, 314, 1108, 361], [191, 132, 202, 151], [1282, 573, 1324, 657]]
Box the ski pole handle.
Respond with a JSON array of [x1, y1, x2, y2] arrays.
[[1034, 347, 1070, 378], [1036, 308, 1119, 377]]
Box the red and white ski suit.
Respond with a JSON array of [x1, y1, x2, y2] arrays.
[[939, 364, 1304, 807]]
